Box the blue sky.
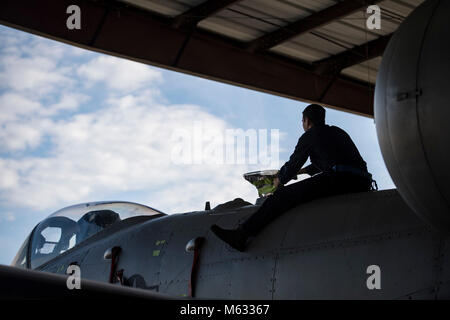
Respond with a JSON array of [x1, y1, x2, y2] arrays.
[[0, 25, 394, 265]]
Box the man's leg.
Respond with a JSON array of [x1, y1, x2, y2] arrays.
[[240, 173, 336, 237], [210, 172, 371, 251], [210, 173, 336, 251]]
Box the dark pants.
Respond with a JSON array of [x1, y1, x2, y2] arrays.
[[240, 172, 372, 236]]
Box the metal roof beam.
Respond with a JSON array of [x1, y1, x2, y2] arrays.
[[313, 34, 392, 75], [172, 0, 242, 30], [245, 0, 382, 53], [0, 0, 375, 117]]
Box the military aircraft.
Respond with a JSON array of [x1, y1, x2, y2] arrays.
[[1, 0, 450, 299], [4, 167, 449, 299]]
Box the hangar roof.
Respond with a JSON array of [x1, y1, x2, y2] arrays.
[[0, 0, 424, 116]]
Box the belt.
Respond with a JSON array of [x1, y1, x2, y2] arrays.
[[331, 164, 372, 179]]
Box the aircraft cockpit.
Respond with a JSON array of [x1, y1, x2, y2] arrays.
[[12, 201, 165, 269]]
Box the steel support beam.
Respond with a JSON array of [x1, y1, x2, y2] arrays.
[[313, 34, 392, 75], [172, 0, 242, 30], [0, 0, 375, 117], [245, 0, 382, 53]]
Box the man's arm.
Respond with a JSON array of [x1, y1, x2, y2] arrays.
[[278, 165, 317, 186], [302, 164, 321, 176], [274, 165, 312, 189], [277, 134, 312, 185]]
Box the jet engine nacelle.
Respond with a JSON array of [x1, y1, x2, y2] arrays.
[[375, 0, 450, 232]]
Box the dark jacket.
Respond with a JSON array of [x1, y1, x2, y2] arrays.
[[278, 124, 368, 185]]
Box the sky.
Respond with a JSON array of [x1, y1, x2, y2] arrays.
[[0, 25, 394, 265]]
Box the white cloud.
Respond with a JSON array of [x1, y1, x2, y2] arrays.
[[0, 29, 265, 216], [44, 92, 90, 116], [0, 95, 259, 212], [0, 211, 16, 222], [0, 159, 19, 189], [0, 55, 73, 95], [0, 92, 89, 152], [0, 27, 90, 99], [0, 35, 91, 152], [0, 122, 42, 151], [0, 93, 42, 123], [77, 56, 163, 93]]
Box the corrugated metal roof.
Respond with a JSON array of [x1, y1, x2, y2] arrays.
[[120, 0, 425, 84], [342, 56, 382, 84], [122, 0, 184, 16]]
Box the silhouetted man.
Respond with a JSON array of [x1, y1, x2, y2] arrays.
[[211, 104, 374, 252]]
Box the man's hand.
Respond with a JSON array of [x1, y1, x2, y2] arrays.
[[274, 177, 281, 189]]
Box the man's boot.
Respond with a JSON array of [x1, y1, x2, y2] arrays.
[[210, 224, 249, 252]]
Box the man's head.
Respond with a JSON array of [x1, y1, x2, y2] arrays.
[[302, 104, 326, 131]]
